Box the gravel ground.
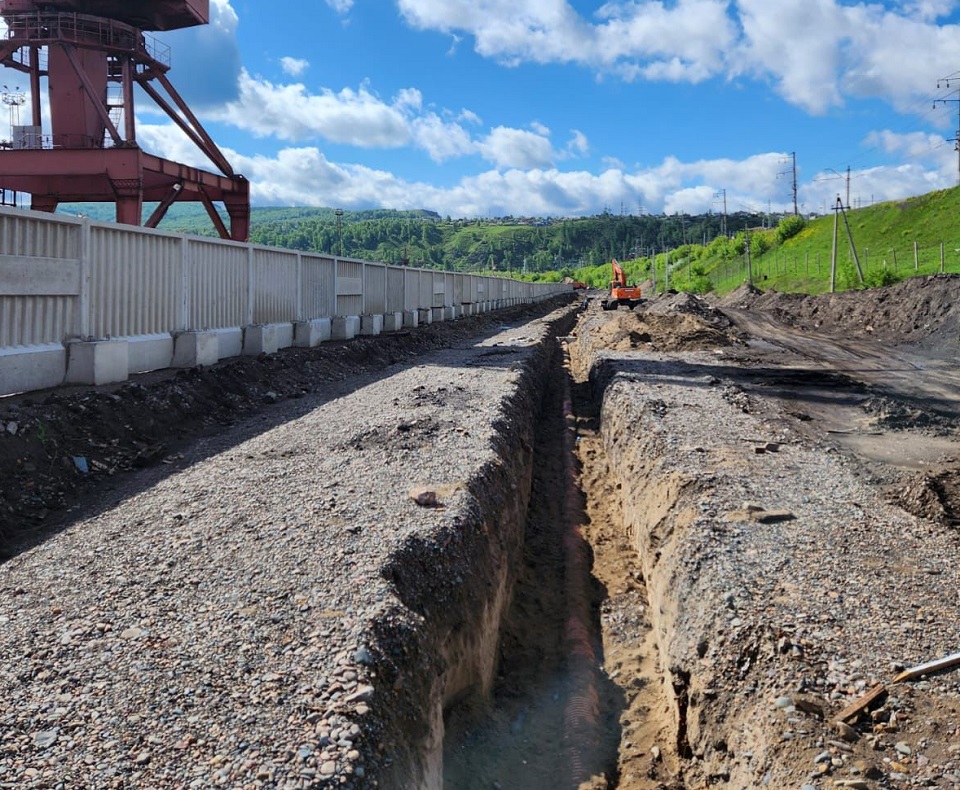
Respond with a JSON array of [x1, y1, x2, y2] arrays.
[[0, 299, 577, 790], [570, 284, 960, 789]]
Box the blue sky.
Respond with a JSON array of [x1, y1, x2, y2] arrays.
[[5, 0, 960, 218]]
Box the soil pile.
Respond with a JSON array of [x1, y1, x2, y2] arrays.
[[718, 274, 960, 347]]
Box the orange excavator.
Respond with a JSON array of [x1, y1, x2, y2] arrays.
[[601, 258, 642, 310]]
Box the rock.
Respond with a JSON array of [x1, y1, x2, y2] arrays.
[[120, 627, 146, 640], [134, 751, 151, 765], [835, 721, 859, 742], [409, 486, 438, 507], [33, 729, 58, 749], [320, 760, 337, 776], [346, 684, 374, 703]]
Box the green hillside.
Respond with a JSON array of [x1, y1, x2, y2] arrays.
[[57, 186, 960, 294]]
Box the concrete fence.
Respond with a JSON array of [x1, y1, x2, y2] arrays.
[[0, 205, 570, 397]]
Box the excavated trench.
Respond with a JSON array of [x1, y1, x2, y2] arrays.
[[434, 317, 680, 790]]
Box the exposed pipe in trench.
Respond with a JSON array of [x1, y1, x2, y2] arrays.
[[559, 359, 604, 787]]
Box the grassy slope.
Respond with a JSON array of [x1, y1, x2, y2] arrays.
[[698, 188, 960, 295]]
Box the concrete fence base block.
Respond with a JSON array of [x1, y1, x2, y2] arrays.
[[293, 318, 332, 347], [128, 333, 175, 374], [332, 315, 361, 340], [403, 310, 419, 329], [417, 308, 433, 325], [382, 312, 404, 332], [214, 328, 243, 360], [65, 339, 129, 386], [431, 307, 446, 322], [360, 314, 384, 336], [444, 306, 457, 321], [243, 324, 280, 356], [173, 330, 219, 368], [451, 305, 464, 320], [0, 343, 67, 395], [275, 323, 294, 350]]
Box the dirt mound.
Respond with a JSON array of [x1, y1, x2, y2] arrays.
[[589, 311, 735, 353], [717, 274, 960, 347], [889, 467, 960, 526], [646, 291, 735, 329], [585, 294, 740, 354]]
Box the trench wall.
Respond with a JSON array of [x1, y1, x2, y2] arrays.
[[586, 353, 803, 788], [360, 307, 578, 789]]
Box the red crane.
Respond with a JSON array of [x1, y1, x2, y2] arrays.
[[0, 0, 250, 240]]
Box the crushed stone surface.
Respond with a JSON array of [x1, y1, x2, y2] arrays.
[[0, 299, 574, 789]]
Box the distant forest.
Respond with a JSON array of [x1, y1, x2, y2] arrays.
[[59, 203, 776, 275]]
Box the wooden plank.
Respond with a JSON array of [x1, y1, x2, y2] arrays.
[[833, 683, 887, 724]]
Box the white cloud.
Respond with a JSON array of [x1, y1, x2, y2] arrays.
[[137, 120, 957, 219], [477, 126, 556, 168], [396, 1, 960, 118], [325, 0, 354, 14], [280, 57, 310, 77], [566, 130, 589, 157], [216, 72, 412, 147]]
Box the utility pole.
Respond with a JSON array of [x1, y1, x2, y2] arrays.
[[334, 208, 344, 256], [845, 165, 851, 210], [791, 152, 798, 216], [714, 189, 728, 237], [778, 152, 798, 216], [934, 75, 960, 186]]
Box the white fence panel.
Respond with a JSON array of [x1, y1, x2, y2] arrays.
[[88, 225, 183, 338], [302, 254, 336, 319], [253, 247, 298, 324], [386, 267, 405, 313], [363, 262, 387, 315], [0, 210, 82, 346], [190, 239, 249, 330], [336, 258, 364, 316]]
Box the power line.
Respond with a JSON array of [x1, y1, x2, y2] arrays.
[[934, 74, 960, 186]]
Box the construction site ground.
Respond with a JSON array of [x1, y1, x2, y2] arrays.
[[1, 276, 960, 789]]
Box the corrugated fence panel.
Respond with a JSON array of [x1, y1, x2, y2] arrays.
[[0, 208, 81, 258], [253, 247, 298, 324], [443, 273, 455, 307], [190, 240, 248, 330], [432, 272, 446, 308], [0, 294, 74, 346], [363, 263, 387, 314], [417, 268, 431, 308], [336, 259, 364, 316], [453, 273, 464, 304], [88, 225, 182, 338], [0, 210, 81, 346], [302, 254, 336, 319], [386, 267, 405, 313]]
